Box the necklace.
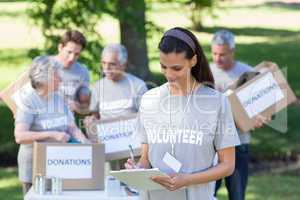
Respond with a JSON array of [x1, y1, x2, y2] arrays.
[[168, 80, 197, 156]]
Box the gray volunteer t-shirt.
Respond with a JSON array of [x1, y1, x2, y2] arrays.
[[15, 86, 74, 182], [210, 61, 253, 144], [90, 72, 148, 120], [137, 83, 240, 200], [57, 61, 90, 101], [15, 87, 74, 133]]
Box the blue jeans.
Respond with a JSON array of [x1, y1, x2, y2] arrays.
[[214, 144, 249, 200]]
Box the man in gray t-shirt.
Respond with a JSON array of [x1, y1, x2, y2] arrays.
[[87, 44, 147, 169], [211, 30, 268, 200], [52, 30, 90, 112], [89, 44, 148, 120], [58, 62, 89, 102]]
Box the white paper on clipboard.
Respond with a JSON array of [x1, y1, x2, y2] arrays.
[[110, 168, 167, 191]]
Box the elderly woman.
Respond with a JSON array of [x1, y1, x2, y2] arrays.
[[14, 56, 89, 195]]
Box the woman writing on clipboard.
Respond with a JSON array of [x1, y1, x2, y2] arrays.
[[125, 27, 240, 200]]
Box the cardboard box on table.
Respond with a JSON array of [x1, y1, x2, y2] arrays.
[[86, 113, 141, 161], [32, 142, 105, 190], [225, 61, 297, 133]]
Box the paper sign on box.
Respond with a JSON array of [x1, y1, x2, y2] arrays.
[[46, 146, 92, 179], [236, 72, 285, 118], [87, 114, 141, 161], [32, 142, 105, 190]]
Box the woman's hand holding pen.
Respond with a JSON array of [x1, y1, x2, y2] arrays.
[[151, 173, 190, 191], [125, 145, 138, 169], [124, 158, 138, 169], [124, 144, 151, 169]]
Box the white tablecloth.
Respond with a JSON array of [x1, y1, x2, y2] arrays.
[[24, 187, 140, 200]]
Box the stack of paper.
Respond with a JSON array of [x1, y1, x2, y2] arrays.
[[110, 168, 167, 191]]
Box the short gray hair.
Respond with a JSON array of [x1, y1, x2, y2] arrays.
[[102, 43, 128, 65], [29, 56, 61, 89], [212, 29, 235, 49]]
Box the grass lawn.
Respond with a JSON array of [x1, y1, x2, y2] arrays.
[[218, 174, 300, 200], [0, 167, 299, 200], [0, 168, 22, 200]]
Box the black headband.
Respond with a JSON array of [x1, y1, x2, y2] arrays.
[[164, 29, 196, 53]]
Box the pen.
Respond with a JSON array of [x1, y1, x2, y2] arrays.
[[128, 144, 135, 162], [129, 144, 139, 169]]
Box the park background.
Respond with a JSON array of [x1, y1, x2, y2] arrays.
[[0, 0, 299, 199]]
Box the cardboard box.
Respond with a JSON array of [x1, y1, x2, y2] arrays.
[[32, 142, 105, 190], [86, 113, 141, 161], [0, 69, 90, 116], [0, 70, 29, 116], [225, 61, 297, 133]]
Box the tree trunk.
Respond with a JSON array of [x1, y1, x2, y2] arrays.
[[117, 0, 151, 80]]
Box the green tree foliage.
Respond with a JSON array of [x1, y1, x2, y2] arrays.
[[27, 0, 111, 73], [27, 0, 215, 77], [27, 0, 155, 79]]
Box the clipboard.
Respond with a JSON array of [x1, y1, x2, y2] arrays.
[[110, 168, 167, 191]]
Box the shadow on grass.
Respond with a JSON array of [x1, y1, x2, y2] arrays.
[[216, 175, 300, 200], [0, 167, 18, 179], [223, 1, 300, 11], [0, 10, 26, 18], [0, 103, 17, 166], [246, 175, 300, 200], [264, 1, 300, 11], [0, 185, 22, 200], [201, 26, 300, 37], [0, 48, 31, 68]]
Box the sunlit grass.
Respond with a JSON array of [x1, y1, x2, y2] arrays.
[[217, 174, 300, 200], [0, 167, 22, 200], [0, 167, 299, 200]]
